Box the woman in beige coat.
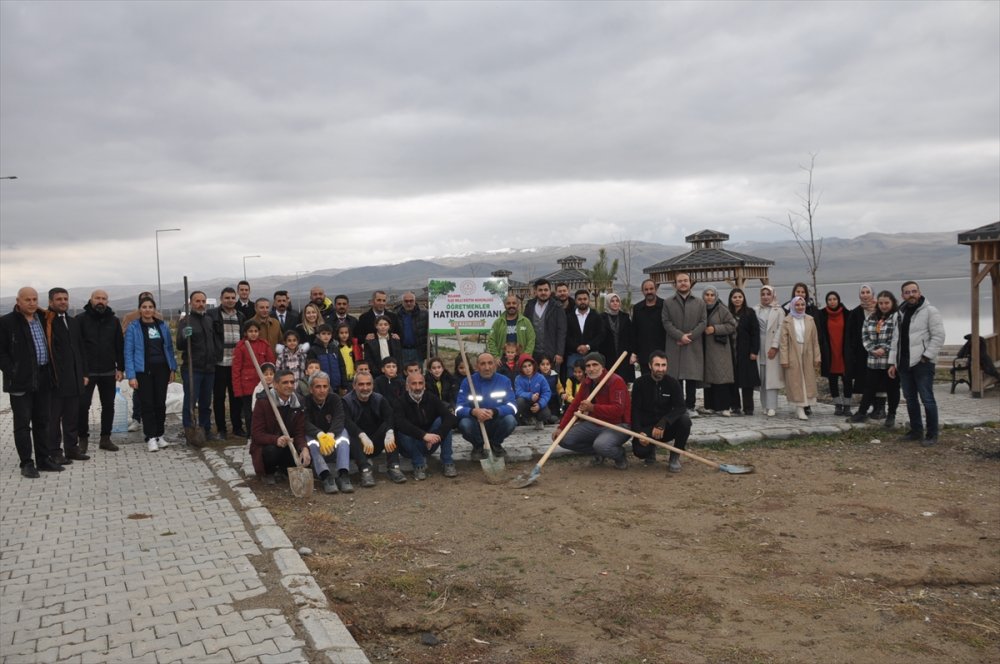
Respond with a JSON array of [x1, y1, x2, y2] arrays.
[[779, 296, 821, 420], [755, 286, 785, 417]]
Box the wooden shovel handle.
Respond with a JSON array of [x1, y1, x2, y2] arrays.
[[244, 340, 304, 468], [575, 412, 721, 470], [452, 324, 494, 450], [535, 351, 629, 468]]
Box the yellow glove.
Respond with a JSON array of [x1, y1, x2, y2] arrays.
[[317, 432, 335, 456]]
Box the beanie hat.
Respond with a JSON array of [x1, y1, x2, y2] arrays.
[[583, 351, 605, 367]]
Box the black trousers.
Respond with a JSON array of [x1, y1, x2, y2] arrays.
[[632, 417, 692, 459], [261, 444, 297, 474], [79, 375, 117, 438], [213, 365, 243, 434], [679, 379, 699, 409], [728, 385, 756, 414], [11, 370, 51, 466], [857, 367, 900, 416], [137, 364, 171, 440], [349, 428, 398, 470], [49, 392, 81, 456], [704, 384, 732, 411]]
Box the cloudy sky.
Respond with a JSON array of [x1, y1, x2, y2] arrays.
[[1, 0, 997, 297]]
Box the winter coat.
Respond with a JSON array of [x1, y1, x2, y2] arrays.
[[342, 391, 394, 440], [178, 310, 219, 372], [308, 341, 347, 390], [394, 304, 428, 357], [889, 297, 946, 369], [845, 306, 874, 385], [426, 370, 458, 406], [455, 372, 517, 419], [487, 314, 536, 357], [702, 304, 736, 385], [275, 344, 311, 382], [304, 393, 347, 440], [251, 316, 283, 351], [0, 309, 47, 393], [231, 338, 275, 397], [207, 307, 245, 365], [124, 319, 178, 379], [779, 315, 821, 405], [355, 309, 401, 343], [631, 297, 666, 368], [755, 303, 785, 390], [661, 292, 707, 381], [631, 373, 687, 431], [559, 370, 631, 428], [250, 393, 306, 476], [393, 390, 457, 440], [44, 309, 86, 397], [730, 307, 761, 389], [363, 335, 404, 376], [816, 306, 850, 378], [599, 311, 633, 383], [514, 371, 552, 410], [76, 303, 125, 376], [524, 297, 567, 362]]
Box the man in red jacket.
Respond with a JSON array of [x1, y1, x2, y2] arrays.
[[250, 369, 310, 485], [554, 352, 631, 470]]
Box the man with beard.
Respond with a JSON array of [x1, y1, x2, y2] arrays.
[[564, 290, 605, 375], [889, 281, 945, 446], [309, 286, 335, 322], [631, 279, 666, 377], [179, 290, 219, 442], [525, 278, 566, 370], [394, 291, 428, 366], [631, 351, 691, 472], [208, 286, 245, 439], [456, 352, 518, 459], [395, 372, 458, 480], [76, 289, 125, 453], [487, 294, 535, 358], [45, 288, 89, 464], [343, 370, 404, 485], [271, 290, 300, 332], [554, 352, 631, 470], [555, 283, 571, 310], [332, 294, 359, 336], [661, 273, 706, 415]]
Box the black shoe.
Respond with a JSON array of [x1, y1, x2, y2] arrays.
[[589, 455, 605, 467], [322, 475, 338, 494], [490, 446, 506, 458], [360, 468, 376, 488], [387, 465, 407, 484], [870, 407, 886, 420], [38, 459, 65, 472], [232, 429, 247, 438], [99, 435, 118, 451], [842, 407, 853, 417], [262, 473, 276, 486], [803, 406, 812, 416], [613, 456, 629, 470], [336, 474, 354, 493], [834, 404, 844, 416], [643, 455, 657, 466], [20, 463, 39, 478], [78, 437, 89, 455], [921, 436, 938, 447], [66, 449, 90, 461], [901, 430, 924, 442], [849, 412, 867, 423], [54, 454, 72, 465], [469, 448, 486, 461], [883, 416, 896, 429]]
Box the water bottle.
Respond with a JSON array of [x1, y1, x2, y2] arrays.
[[111, 387, 130, 433]]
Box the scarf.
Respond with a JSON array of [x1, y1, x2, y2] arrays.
[[859, 284, 877, 314], [789, 296, 807, 319]]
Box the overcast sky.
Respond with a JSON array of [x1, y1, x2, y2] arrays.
[[1, 0, 997, 297]]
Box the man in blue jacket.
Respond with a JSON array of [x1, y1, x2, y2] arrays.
[[456, 352, 518, 459]]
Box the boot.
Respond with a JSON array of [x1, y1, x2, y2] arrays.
[[842, 397, 853, 417], [834, 400, 844, 416], [870, 396, 886, 420], [883, 413, 896, 429], [78, 436, 89, 455], [99, 435, 119, 452]]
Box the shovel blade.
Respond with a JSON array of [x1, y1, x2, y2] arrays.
[[718, 463, 755, 475], [184, 427, 206, 448], [509, 465, 540, 489], [288, 467, 314, 497], [480, 456, 506, 484]]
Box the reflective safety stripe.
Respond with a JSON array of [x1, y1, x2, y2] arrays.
[[466, 394, 483, 401], [489, 391, 508, 398], [509, 403, 518, 415]]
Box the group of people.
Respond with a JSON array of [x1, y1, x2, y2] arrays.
[[1, 273, 945, 482]]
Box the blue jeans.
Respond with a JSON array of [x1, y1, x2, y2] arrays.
[[458, 413, 517, 451], [899, 361, 938, 437], [307, 429, 351, 478], [182, 368, 215, 432], [398, 417, 454, 467]]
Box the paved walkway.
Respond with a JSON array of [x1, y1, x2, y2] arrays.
[[1, 383, 995, 663]]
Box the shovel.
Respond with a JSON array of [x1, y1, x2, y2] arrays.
[[510, 351, 628, 489], [244, 340, 314, 497], [452, 323, 505, 484], [575, 412, 755, 475], [182, 277, 207, 448]]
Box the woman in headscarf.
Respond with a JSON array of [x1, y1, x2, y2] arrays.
[[701, 287, 737, 415], [782, 282, 819, 317], [728, 288, 760, 416], [845, 284, 879, 417], [779, 296, 821, 420], [815, 291, 852, 416], [599, 293, 634, 384], [755, 285, 785, 417], [851, 290, 901, 427]]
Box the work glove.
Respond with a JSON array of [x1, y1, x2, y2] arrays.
[[182, 326, 193, 339], [360, 433, 374, 455], [317, 432, 335, 456], [385, 430, 396, 453]]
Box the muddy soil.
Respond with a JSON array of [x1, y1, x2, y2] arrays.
[[257, 427, 1000, 664]]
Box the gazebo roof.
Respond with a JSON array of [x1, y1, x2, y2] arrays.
[[643, 247, 774, 273], [686, 229, 730, 243], [542, 267, 590, 283], [958, 221, 1000, 244]]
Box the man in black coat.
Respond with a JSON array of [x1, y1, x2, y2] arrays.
[[394, 372, 458, 480], [235, 280, 255, 320], [631, 279, 667, 377], [355, 290, 401, 342], [394, 292, 428, 366], [179, 290, 219, 440], [331, 294, 359, 335], [270, 290, 300, 332], [630, 350, 691, 473], [564, 290, 605, 373], [76, 289, 125, 453], [0, 287, 61, 477], [44, 287, 89, 464], [525, 278, 567, 370]]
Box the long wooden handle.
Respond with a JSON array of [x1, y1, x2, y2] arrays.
[[575, 412, 721, 470], [183, 277, 197, 421], [535, 351, 629, 468], [453, 326, 493, 449], [244, 340, 304, 468]]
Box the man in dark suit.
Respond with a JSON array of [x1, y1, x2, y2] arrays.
[[565, 290, 605, 374], [355, 290, 401, 342], [235, 280, 255, 320], [0, 287, 61, 477], [44, 287, 89, 464], [525, 278, 567, 370], [270, 290, 300, 332]]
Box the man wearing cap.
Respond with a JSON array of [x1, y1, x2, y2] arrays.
[[554, 351, 631, 470], [631, 350, 691, 472]]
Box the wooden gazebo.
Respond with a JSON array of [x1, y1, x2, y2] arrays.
[[958, 221, 1000, 397], [540, 256, 593, 293], [643, 230, 774, 289]]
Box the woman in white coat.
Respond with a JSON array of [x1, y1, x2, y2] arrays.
[[754, 286, 785, 416], [779, 296, 822, 420]]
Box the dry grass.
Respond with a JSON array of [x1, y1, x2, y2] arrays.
[[461, 608, 528, 638]]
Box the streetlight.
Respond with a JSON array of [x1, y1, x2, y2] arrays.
[[155, 228, 181, 308], [0, 176, 17, 180], [243, 255, 261, 281]]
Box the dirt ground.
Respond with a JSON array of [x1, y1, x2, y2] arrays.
[[256, 425, 1000, 664]]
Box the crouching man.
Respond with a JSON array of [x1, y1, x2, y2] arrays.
[[554, 352, 631, 470], [395, 372, 458, 480], [303, 371, 359, 494], [631, 351, 692, 473], [343, 371, 404, 485], [250, 369, 310, 485], [456, 352, 518, 459]]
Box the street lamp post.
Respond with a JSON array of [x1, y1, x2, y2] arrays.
[[243, 255, 261, 281], [0, 176, 17, 180], [155, 228, 181, 308]]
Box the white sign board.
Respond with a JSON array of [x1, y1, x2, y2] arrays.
[[427, 277, 508, 334]]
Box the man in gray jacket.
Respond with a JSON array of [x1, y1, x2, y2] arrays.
[[661, 273, 706, 414], [889, 281, 945, 446], [525, 279, 566, 370]]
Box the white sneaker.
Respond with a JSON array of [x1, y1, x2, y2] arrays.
[[156, 437, 170, 449], [766, 409, 776, 417], [128, 420, 141, 432], [796, 407, 809, 421], [720, 409, 732, 417], [687, 409, 700, 418], [147, 439, 159, 452]]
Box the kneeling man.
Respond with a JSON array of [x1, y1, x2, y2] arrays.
[[554, 352, 631, 469], [251, 369, 311, 485], [631, 351, 692, 472]]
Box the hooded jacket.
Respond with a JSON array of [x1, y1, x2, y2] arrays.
[[76, 302, 125, 375]]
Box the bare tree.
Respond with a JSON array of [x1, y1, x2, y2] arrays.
[[616, 237, 636, 310], [763, 153, 823, 300]]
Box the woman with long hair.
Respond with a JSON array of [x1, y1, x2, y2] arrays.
[[779, 296, 821, 420], [815, 291, 852, 416], [701, 287, 736, 415], [124, 296, 177, 452], [727, 288, 760, 416], [295, 302, 323, 347], [850, 290, 901, 427], [782, 282, 819, 317]]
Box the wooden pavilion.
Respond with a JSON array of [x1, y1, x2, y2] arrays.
[[540, 256, 593, 293], [643, 230, 774, 289], [957, 221, 1000, 397]]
